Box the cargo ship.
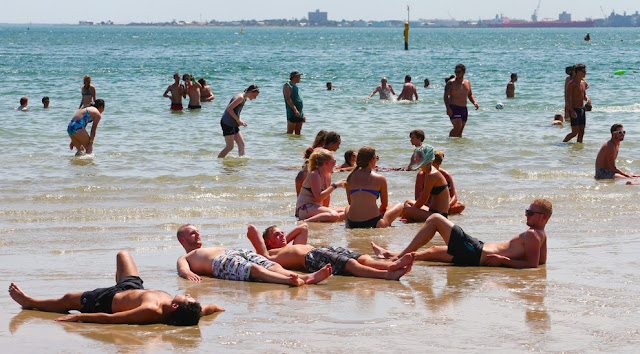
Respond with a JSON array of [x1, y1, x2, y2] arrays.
[[487, 17, 596, 28]]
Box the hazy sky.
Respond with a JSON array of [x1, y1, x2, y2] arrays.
[[2, 0, 638, 24]]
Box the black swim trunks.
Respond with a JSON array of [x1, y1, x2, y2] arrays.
[[304, 247, 363, 275], [447, 225, 484, 266], [220, 121, 240, 136], [570, 107, 586, 126], [188, 104, 202, 109], [346, 215, 382, 229], [80, 276, 144, 314]]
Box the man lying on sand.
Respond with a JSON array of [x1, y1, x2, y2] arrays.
[[9, 250, 223, 325], [372, 199, 551, 269], [176, 224, 331, 286], [247, 223, 413, 280]]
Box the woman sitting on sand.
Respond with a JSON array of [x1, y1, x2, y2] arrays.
[[217, 84, 259, 158], [67, 99, 105, 156], [402, 144, 450, 222], [344, 147, 403, 228], [296, 148, 346, 222], [429, 150, 465, 215]]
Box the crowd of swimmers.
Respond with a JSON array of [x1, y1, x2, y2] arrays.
[[8, 60, 638, 326]]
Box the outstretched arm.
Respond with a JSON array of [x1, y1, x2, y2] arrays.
[[286, 223, 308, 245], [201, 303, 225, 316], [177, 254, 201, 282], [56, 306, 160, 324]]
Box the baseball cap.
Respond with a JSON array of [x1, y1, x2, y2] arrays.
[[290, 71, 303, 79]]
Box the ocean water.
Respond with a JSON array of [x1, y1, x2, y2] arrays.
[[1, 25, 639, 352]]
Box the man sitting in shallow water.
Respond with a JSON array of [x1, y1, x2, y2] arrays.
[[594, 123, 639, 182], [9, 250, 223, 325], [247, 224, 414, 280], [372, 199, 552, 268], [176, 224, 331, 286]]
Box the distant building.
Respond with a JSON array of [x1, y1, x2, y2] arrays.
[[558, 11, 571, 22], [308, 9, 328, 24], [78, 21, 94, 26]]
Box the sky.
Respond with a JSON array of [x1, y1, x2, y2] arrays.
[[2, 0, 638, 24]]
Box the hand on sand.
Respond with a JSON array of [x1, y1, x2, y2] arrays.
[[484, 254, 509, 267], [55, 314, 80, 322]]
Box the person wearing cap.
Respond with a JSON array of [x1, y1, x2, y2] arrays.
[[402, 144, 450, 222], [283, 71, 305, 135]]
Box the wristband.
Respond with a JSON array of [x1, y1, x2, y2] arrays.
[[331, 183, 337, 189]]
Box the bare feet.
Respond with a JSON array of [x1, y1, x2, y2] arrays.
[[9, 283, 34, 309], [289, 274, 305, 287], [388, 253, 415, 271], [371, 241, 394, 259], [300, 264, 332, 284], [385, 263, 413, 281]]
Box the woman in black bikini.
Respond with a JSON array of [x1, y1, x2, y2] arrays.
[[402, 144, 450, 222], [344, 147, 403, 228]]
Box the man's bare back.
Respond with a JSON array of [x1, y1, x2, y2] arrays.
[[397, 83, 418, 101]]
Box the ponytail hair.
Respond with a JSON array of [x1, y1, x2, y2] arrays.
[[347, 146, 375, 182], [308, 148, 334, 172], [312, 130, 328, 148]]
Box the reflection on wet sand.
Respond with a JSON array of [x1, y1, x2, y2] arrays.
[[10, 309, 222, 350]]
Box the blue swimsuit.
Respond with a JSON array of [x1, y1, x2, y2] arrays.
[[349, 188, 381, 199], [67, 108, 93, 135]]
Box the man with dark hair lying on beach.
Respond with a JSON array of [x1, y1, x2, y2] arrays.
[[176, 224, 331, 286], [9, 250, 223, 326], [372, 199, 552, 269], [247, 224, 414, 280]]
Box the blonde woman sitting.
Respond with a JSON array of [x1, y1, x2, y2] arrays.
[[296, 149, 346, 222]]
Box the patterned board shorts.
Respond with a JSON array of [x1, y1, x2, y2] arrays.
[[211, 249, 276, 281]]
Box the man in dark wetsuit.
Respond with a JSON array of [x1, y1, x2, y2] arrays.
[[283, 71, 305, 135], [372, 199, 552, 269], [9, 250, 223, 325], [563, 63, 591, 143], [246, 224, 413, 280], [444, 63, 479, 137]]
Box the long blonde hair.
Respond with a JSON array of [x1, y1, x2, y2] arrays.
[[347, 146, 375, 182], [308, 148, 334, 171]]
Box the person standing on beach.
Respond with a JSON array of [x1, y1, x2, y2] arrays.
[[563, 64, 591, 143], [67, 99, 104, 156], [372, 199, 551, 269], [444, 64, 479, 137], [79, 75, 96, 109], [9, 250, 223, 325], [506, 73, 517, 98], [183, 74, 202, 110], [163, 73, 185, 110], [397, 75, 418, 101], [284, 71, 305, 135], [367, 77, 396, 100], [176, 224, 331, 286], [594, 123, 639, 180], [217, 84, 260, 158]]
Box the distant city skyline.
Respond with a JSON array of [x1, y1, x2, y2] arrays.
[[2, 0, 638, 24]]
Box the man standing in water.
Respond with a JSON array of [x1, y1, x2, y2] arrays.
[[183, 74, 203, 110], [284, 71, 305, 135], [397, 75, 418, 101], [372, 199, 551, 269], [367, 77, 396, 100], [163, 73, 185, 110], [595, 123, 639, 180], [8, 250, 223, 325], [563, 63, 591, 143], [444, 64, 479, 137], [506, 73, 517, 98]]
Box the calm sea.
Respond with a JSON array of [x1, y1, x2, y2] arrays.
[[1, 25, 639, 352]]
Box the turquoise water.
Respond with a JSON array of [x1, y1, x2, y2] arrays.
[[1, 25, 639, 351]]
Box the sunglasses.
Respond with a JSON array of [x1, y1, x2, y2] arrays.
[[614, 130, 626, 135], [455, 70, 463, 74], [525, 209, 545, 217]]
